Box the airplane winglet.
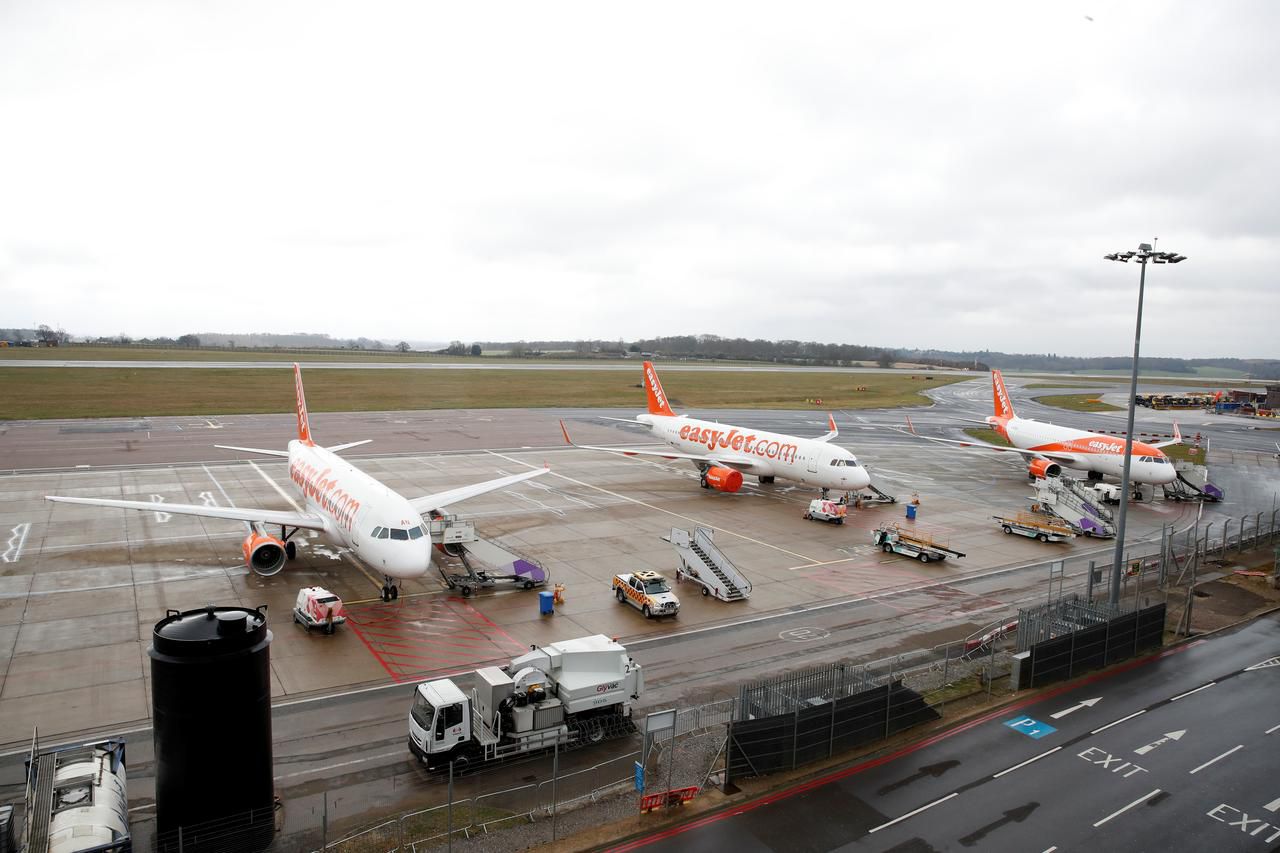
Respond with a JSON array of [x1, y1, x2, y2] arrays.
[[1172, 420, 1181, 443], [905, 415, 917, 436], [560, 419, 576, 446]]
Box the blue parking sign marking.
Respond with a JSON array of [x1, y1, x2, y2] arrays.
[[1003, 716, 1057, 739]]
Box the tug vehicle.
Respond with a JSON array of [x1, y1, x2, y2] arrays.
[[292, 586, 346, 634]]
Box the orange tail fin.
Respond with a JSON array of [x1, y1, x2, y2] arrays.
[[642, 361, 676, 416], [991, 369, 1016, 422], [294, 363, 314, 444]]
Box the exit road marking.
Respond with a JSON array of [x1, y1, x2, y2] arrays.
[[1134, 730, 1187, 755]]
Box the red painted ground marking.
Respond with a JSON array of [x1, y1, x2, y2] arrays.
[[604, 639, 1204, 853], [343, 597, 528, 680]]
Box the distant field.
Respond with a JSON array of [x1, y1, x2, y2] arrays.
[[0, 345, 531, 364], [0, 368, 965, 420], [1163, 442, 1204, 463], [962, 428, 1011, 446], [1033, 394, 1124, 413]]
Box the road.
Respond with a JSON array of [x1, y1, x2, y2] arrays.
[[611, 611, 1280, 852]]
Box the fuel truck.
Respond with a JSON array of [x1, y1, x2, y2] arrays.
[[408, 634, 643, 770]]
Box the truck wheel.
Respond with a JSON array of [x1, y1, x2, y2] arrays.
[[701, 586, 710, 597], [803, 513, 811, 520], [293, 612, 300, 624], [836, 517, 844, 525], [1037, 533, 1048, 542], [918, 552, 930, 563], [523, 580, 534, 590], [616, 588, 625, 604], [461, 585, 472, 598], [324, 623, 335, 635], [587, 720, 605, 743], [882, 543, 893, 553], [1002, 525, 1012, 534], [642, 604, 652, 619]]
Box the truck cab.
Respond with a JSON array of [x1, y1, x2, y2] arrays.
[[408, 679, 470, 766]]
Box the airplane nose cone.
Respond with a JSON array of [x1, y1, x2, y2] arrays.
[[388, 540, 432, 579]]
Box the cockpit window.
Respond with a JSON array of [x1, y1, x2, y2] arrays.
[[377, 528, 390, 539], [408, 526, 425, 539], [829, 459, 860, 467], [372, 526, 384, 537], [390, 528, 409, 541]]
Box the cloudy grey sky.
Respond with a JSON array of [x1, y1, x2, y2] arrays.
[[1, 2, 1277, 357]]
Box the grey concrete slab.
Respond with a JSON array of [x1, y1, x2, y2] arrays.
[[3, 642, 143, 699]]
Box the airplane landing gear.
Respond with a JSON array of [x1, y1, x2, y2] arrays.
[[285, 541, 297, 561], [758, 475, 775, 484], [381, 578, 399, 602], [820, 487, 830, 499]]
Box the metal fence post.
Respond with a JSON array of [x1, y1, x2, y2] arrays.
[[447, 759, 454, 853], [987, 635, 995, 699], [553, 739, 560, 843], [828, 695, 837, 759], [723, 714, 733, 793], [791, 706, 800, 770], [942, 643, 951, 713]]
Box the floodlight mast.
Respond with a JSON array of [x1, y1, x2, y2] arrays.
[[1102, 242, 1186, 608]]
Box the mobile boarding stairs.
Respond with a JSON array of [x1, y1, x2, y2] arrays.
[[667, 527, 752, 601]]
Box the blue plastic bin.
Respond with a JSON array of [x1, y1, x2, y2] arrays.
[[539, 590, 555, 615], [905, 504, 918, 521]]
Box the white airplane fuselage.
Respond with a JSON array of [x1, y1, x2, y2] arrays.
[[286, 440, 432, 579], [638, 414, 872, 491], [995, 417, 1177, 485]]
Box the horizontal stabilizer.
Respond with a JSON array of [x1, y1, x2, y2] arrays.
[[326, 439, 373, 454], [215, 444, 290, 458]]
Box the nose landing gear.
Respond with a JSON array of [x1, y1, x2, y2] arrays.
[[381, 577, 400, 602]]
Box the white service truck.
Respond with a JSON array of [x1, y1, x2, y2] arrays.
[[407, 634, 644, 771]]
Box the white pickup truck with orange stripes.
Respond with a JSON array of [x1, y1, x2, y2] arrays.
[[612, 571, 680, 619]]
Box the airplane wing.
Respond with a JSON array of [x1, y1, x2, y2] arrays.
[[408, 467, 551, 514], [900, 417, 1078, 465], [45, 495, 328, 530], [559, 420, 766, 473]]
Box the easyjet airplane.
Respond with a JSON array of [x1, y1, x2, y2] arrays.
[[47, 364, 549, 601], [906, 370, 1180, 485], [560, 361, 872, 496]]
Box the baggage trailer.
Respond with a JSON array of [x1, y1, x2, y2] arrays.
[[407, 634, 642, 771], [872, 524, 965, 563], [992, 512, 1076, 543]]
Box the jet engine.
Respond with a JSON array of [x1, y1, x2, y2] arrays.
[[702, 466, 744, 492], [1027, 459, 1062, 480], [242, 531, 287, 576]]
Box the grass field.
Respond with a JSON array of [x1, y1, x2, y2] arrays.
[[1033, 394, 1124, 413], [1163, 442, 1206, 463], [0, 368, 965, 420], [962, 427, 1012, 446]]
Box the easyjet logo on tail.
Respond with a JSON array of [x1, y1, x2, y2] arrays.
[[643, 361, 676, 416], [992, 370, 1015, 422]]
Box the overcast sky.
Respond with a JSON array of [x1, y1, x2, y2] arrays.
[[1, 2, 1277, 357]]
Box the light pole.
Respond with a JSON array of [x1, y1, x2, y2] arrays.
[[1103, 242, 1187, 608]]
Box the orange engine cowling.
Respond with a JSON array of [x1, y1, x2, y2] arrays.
[[703, 466, 744, 492], [242, 532, 287, 576], [1028, 459, 1062, 480]]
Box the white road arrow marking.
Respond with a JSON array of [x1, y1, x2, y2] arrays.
[[1134, 730, 1186, 755], [1051, 697, 1102, 719], [1244, 656, 1280, 671]]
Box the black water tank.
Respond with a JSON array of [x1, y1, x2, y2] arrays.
[[150, 606, 274, 851]]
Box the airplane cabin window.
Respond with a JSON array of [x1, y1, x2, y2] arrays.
[[391, 528, 409, 540]]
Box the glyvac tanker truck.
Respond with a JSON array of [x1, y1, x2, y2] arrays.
[[408, 634, 643, 770]]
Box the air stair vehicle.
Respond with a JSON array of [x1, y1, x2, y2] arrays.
[[667, 527, 752, 601]]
